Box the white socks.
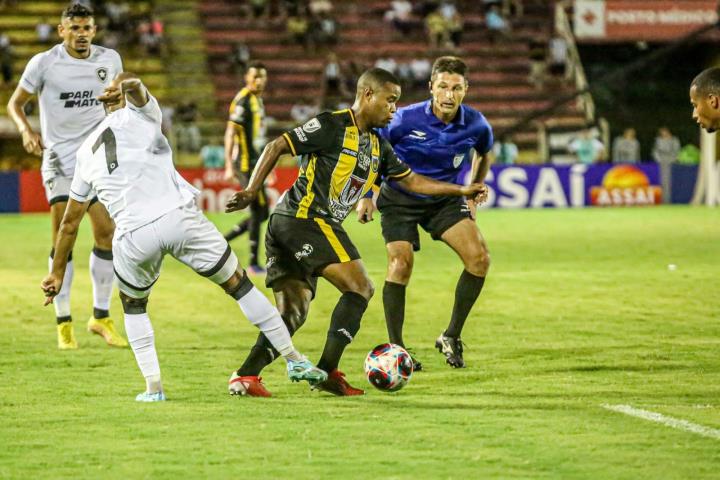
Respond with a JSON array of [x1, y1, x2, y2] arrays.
[[49, 256, 73, 318], [124, 313, 163, 393], [90, 249, 114, 313], [236, 286, 303, 361]]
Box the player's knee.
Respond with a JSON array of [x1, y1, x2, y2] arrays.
[[223, 270, 254, 300], [351, 277, 374, 300], [388, 254, 413, 283], [465, 247, 490, 276], [120, 292, 148, 314]]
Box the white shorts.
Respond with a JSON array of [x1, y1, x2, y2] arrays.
[[112, 202, 239, 298], [43, 171, 98, 206]]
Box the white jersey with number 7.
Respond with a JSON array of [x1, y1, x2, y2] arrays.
[[70, 95, 199, 237]]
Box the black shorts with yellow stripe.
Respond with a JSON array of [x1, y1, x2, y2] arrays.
[[264, 213, 360, 298]]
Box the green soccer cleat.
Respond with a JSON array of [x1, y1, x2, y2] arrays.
[[287, 358, 328, 385]]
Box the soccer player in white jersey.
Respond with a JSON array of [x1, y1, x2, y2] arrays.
[[41, 73, 327, 401], [7, 4, 126, 349]]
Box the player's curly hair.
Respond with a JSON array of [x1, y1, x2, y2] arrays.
[[62, 2, 94, 20], [431, 56, 468, 82], [692, 67, 720, 96]]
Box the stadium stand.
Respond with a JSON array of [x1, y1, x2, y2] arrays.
[[199, 0, 593, 162]]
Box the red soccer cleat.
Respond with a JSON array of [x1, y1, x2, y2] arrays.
[[228, 372, 272, 397], [313, 369, 365, 396]]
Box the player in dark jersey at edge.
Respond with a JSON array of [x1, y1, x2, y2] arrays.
[[690, 67, 720, 133], [224, 68, 488, 396], [223, 62, 269, 274], [356, 56, 493, 370]]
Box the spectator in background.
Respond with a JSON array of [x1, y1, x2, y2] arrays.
[[230, 42, 251, 73], [652, 127, 680, 203], [486, 4, 510, 43], [612, 128, 640, 163], [568, 129, 605, 164], [315, 12, 338, 47], [286, 11, 309, 48], [0, 33, 13, 87], [425, 8, 449, 48], [36, 18, 53, 44], [528, 37, 546, 90], [375, 55, 398, 75], [290, 98, 319, 124], [322, 52, 345, 102], [493, 135, 519, 165], [249, 0, 269, 19], [105, 1, 130, 33], [175, 101, 202, 153], [409, 57, 431, 87], [548, 34, 569, 81], [385, 0, 415, 36], [309, 0, 333, 16], [440, 1, 463, 48]]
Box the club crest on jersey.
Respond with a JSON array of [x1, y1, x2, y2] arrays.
[[453, 153, 464, 168], [295, 244, 314, 261], [96, 67, 108, 83], [302, 118, 321, 133]]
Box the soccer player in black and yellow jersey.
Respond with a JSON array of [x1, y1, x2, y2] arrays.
[[225, 68, 488, 396], [223, 62, 269, 273]]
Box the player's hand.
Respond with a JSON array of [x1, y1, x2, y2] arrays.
[[466, 198, 477, 220], [356, 198, 375, 224], [41, 273, 62, 306], [460, 183, 488, 204], [119, 78, 143, 94], [21, 130, 44, 156], [97, 85, 122, 107], [225, 188, 257, 212]]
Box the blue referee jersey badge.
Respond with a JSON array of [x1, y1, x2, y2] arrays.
[[453, 154, 464, 168]]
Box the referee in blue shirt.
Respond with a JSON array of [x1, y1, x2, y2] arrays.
[[356, 57, 493, 370]]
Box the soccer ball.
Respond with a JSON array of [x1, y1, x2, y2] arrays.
[[364, 343, 414, 392]]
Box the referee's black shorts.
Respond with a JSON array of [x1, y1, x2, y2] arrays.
[[377, 184, 472, 251], [264, 213, 361, 298]]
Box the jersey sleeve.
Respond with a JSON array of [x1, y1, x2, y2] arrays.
[[128, 93, 162, 124], [379, 138, 411, 180], [474, 122, 494, 156], [69, 154, 92, 203], [19, 52, 45, 94], [282, 113, 338, 156], [228, 95, 248, 125]]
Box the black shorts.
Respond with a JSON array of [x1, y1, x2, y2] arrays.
[[264, 213, 361, 297], [377, 184, 471, 251]]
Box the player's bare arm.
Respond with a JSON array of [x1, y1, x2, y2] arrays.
[[224, 122, 238, 181], [466, 151, 492, 218], [7, 86, 43, 156], [98, 73, 148, 109], [40, 199, 88, 304], [225, 136, 290, 212], [397, 172, 487, 202]]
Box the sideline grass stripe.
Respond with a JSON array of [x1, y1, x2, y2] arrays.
[[603, 404, 720, 440]]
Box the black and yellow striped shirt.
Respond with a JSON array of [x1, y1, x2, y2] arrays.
[[228, 87, 265, 173], [277, 109, 411, 223]]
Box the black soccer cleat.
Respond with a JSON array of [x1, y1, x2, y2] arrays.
[[404, 348, 423, 372], [435, 333, 466, 368]]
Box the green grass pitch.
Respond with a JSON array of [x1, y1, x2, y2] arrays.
[[1, 206, 719, 479]]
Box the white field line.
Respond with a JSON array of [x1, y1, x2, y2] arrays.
[[602, 404, 720, 440]]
